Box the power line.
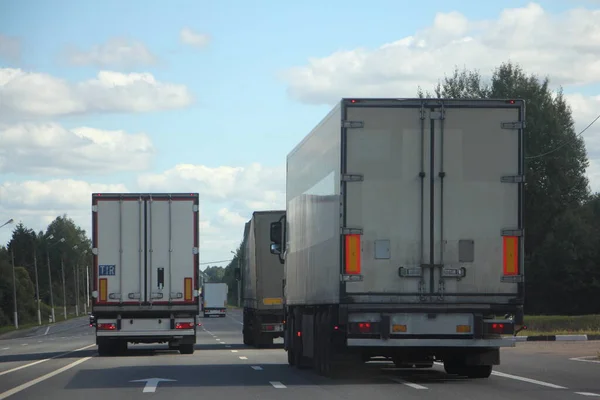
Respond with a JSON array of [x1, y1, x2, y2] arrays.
[[199, 258, 232, 265], [525, 111, 600, 160]]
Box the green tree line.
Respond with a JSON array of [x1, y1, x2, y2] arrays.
[[216, 61, 600, 316], [0, 215, 92, 328]]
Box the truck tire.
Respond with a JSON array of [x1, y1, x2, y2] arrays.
[[179, 343, 195, 355], [464, 365, 493, 379], [97, 342, 111, 357], [285, 312, 295, 366]]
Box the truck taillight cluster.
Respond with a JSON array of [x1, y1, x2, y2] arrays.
[[97, 323, 116, 331], [175, 322, 195, 330], [348, 321, 380, 335], [484, 321, 514, 335]]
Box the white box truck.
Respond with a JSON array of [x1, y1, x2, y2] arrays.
[[202, 282, 228, 317], [269, 98, 526, 378], [238, 211, 286, 347], [91, 193, 200, 356]]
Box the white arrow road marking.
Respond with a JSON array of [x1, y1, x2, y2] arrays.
[[130, 378, 176, 393]]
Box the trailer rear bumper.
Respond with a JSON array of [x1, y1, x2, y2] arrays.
[[347, 337, 515, 348], [97, 329, 196, 337]]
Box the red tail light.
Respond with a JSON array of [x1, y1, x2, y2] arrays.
[[264, 325, 275, 331], [175, 322, 195, 330], [484, 321, 513, 335], [97, 323, 116, 330]]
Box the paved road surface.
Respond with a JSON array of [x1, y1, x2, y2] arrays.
[[0, 309, 598, 399]]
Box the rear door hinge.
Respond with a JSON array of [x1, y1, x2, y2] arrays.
[[501, 121, 525, 130], [501, 175, 525, 183], [342, 174, 364, 182], [342, 120, 364, 129], [341, 227, 363, 235], [430, 110, 445, 120]]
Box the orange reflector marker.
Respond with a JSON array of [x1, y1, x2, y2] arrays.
[[503, 236, 519, 275], [456, 325, 471, 333], [184, 278, 192, 301], [99, 278, 107, 302], [345, 234, 361, 274], [392, 324, 407, 333]]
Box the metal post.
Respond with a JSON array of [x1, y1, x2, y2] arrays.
[[47, 253, 55, 323], [61, 257, 67, 320], [76, 263, 81, 315], [11, 249, 19, 329], [73, 263, 79, 316], [33, 247, 41, 325]]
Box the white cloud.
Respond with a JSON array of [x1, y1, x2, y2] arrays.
[[180, 27, 211, 49], [0, 122, 155, 175], [65, 37, 158, 68], [282, 3, 600, 105], [137, 162, 285, 211], [0, 68, 193, 120], [0, 164, 285, 265], [281, 2, 600, 191], [0, 34, 20, 62]]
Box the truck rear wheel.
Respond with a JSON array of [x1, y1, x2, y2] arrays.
[[464, 365, 493, 378], [179, 343, 195, 355], [97, 342, 111, 357]]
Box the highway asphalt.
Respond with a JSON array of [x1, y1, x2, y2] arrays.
[[0, 309, 598, 399]]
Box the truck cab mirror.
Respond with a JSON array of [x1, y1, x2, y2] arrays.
[[270, 222, 282, 244], [234, 267, 241, 280], [270, 243, 281, 255]]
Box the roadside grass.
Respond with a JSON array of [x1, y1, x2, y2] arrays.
[[518, 314, 600, 336]]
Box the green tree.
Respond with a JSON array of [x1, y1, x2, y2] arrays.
[[419, 61, 594, 314]]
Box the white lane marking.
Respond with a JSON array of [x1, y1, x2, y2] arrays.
[[227, 315, 244, 325], [576, 393, 600, 397], [239, 356, 248, 360], [0, 344, 95, 377], [251, 366, 263, 370], [270, 381, 286, 389], [37, 341, 43, 343], [433, 361, 567, 389], [386, 377, 428, 390], [44, 326, 50, 335], [491, 371, 567, 389], [570, 356, 600, 364], [231, 350, 238, 353], [215, 338, 220, 341], [220, 342, 226, 344], [21, 344, 28, 346], [0, 356, 92, 400], [0, 348, 8, 351], [225, 345, 231, 348]]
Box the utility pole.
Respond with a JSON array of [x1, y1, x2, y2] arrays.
[[33, 247, 41, 325], [73, 263, 79, 316], [47, 253, 56, 323], [61, 257, 67, 320], [11, 249, 18, 329]]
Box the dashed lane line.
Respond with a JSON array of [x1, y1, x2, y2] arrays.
[[385, 377, 427, 390], [0, 344, 95, 377], [0, 356, 92, 400]]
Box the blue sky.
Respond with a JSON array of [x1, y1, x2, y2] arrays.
[[1, 0, 599, 266]]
